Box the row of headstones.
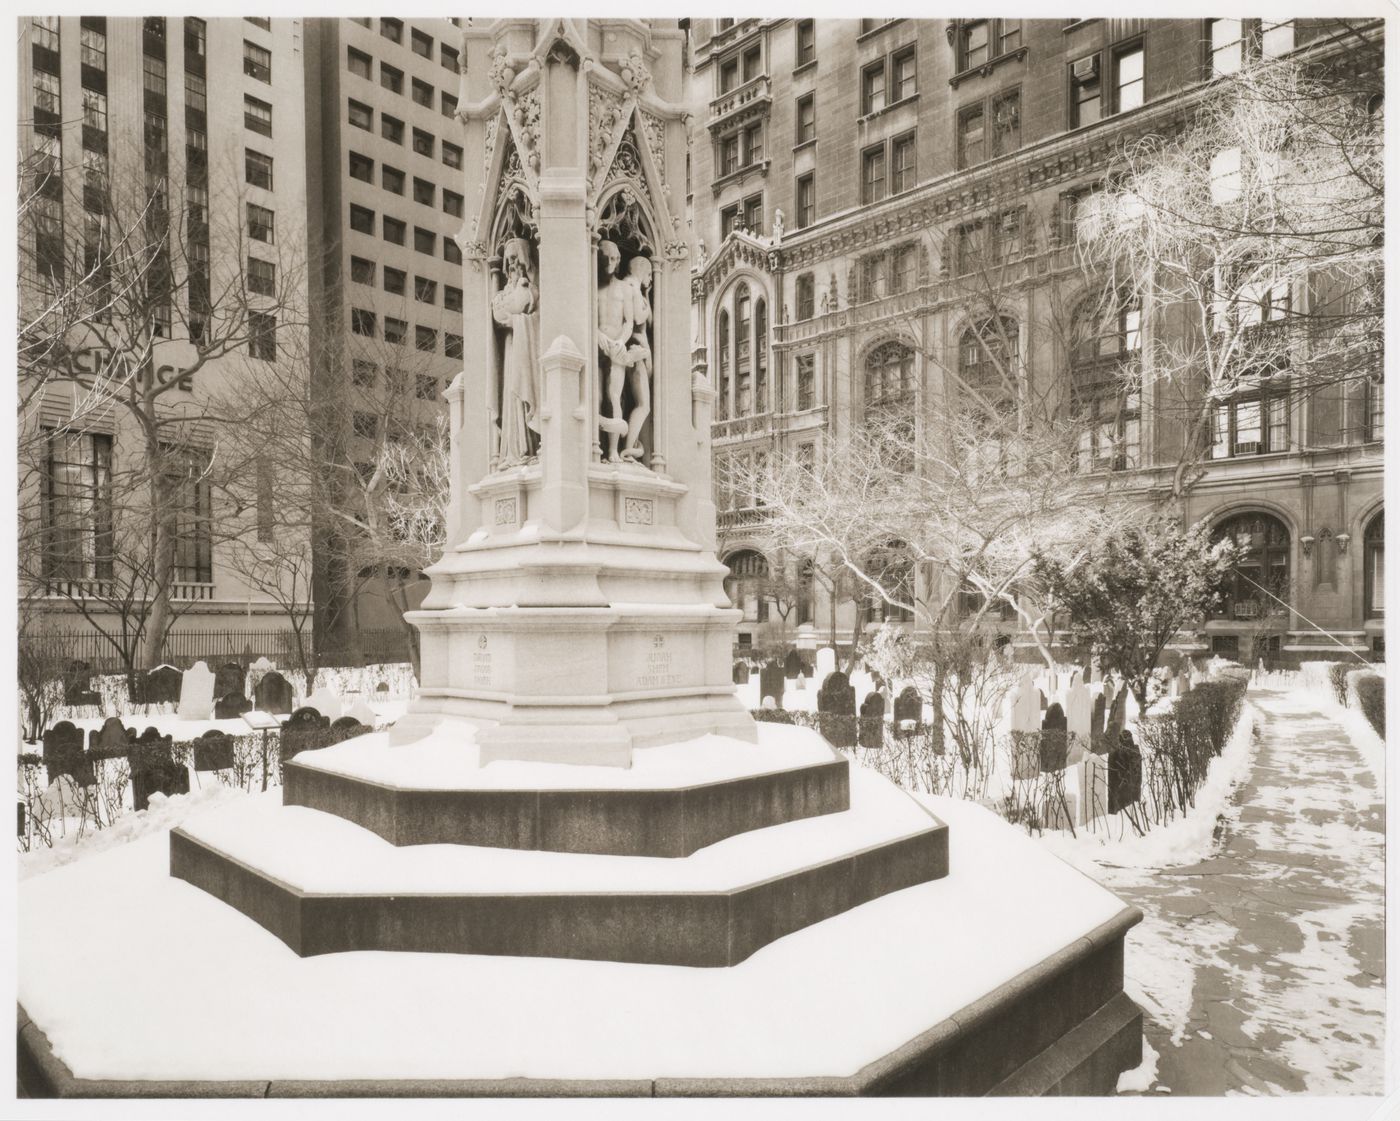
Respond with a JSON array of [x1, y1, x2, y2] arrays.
[[54, 658, 391, 725], [37, 709, 374, 813]]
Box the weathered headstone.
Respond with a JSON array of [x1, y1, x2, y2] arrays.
[[347, 699, 378, 729], [143, 665, 183, 705], [858, 691, 885, 749], [1078, 752, 1109, 827], [815, 647, 837, 681], [817, 670, 857, 748], [305, 685, 343, 722], [732, 662, 750, 684], [1066, 667, 1082, 691], [88, 716, 132, 758], [1065, 683, 1092, 763], [17, 798, 25, 838], [1010, 678, 1041, 734], [759, 661, 785, 709], [177, 660, 217, 720], [375, 681, 391, 695], [1039, 703, 1069, 772], [128, 730, 188, 811], [62, 660, 99, 706], [213, 662, 246, 699], [330, 716, 369, 738], [254, 671, 294, 715], [193, 730, 235, 772], [893, 685, 922, 736], [1102, 682, 1121, 738], [214, 691, 252, 719], [42, 721, 91, 786], [1108, 729, 1142, 814], [1090, 693, 1107, 754], [280, 706, 329, 761], [1010, 732, 1040, 781], [783, 649, 804, 680]]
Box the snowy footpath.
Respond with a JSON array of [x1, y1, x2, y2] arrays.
[[1064, 686, 1385, 1095]]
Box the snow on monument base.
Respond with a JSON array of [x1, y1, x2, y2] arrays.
[[19, 726, 1143, 1097]]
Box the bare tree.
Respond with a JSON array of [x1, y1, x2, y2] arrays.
[[18, 142, 310, 685], [1078, 40, 1383, 497]]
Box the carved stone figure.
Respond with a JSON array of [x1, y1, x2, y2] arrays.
[[491, 238, 541, 466], [772, 208, 785, 243], [620, 255, 653, 460], [596, 240, 652, 462]]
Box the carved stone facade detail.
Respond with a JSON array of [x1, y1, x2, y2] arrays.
[[624, 497, 655, 525], [494, 498, 518, 525], [641, 111, 666, 186]]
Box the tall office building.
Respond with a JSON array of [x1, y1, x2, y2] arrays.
[[688, 18, 1383, 667], [302, 17, 467, 642], [17, 16, 313, 654]]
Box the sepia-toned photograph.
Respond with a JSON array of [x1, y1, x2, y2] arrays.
[[11, 11, 1387, 1111]]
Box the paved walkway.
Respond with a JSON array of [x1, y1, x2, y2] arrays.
[[1104, 687, 1385, 1095]]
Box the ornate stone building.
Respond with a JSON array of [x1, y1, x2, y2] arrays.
[[687, 17, 1383, 666]]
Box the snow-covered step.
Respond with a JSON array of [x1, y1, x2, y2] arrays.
[[283, 724, 850, 856], [169, 766, 947, 966]]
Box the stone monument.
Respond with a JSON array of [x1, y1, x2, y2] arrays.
[[391, 21, 749, 766]]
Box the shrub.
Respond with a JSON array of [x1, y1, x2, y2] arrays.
[[751, 707, 797, 725], [1328, 663, 1352, 706], [1177, 679, 1248, 759], [1352, 672, 1385, 738]]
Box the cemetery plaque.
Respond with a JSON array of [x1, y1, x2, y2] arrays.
[[241, 711, 282, 731], [254, 671, 294, 715], [177, 661, 217, 720], [858, 691, 885, 749]]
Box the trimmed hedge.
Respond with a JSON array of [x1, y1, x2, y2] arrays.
[[1353, 672, 1385, 739]]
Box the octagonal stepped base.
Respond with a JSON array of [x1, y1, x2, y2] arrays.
[[282, 738, 850, 857], [169, 763, 948, 967]]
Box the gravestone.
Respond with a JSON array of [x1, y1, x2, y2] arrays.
[[62, 660, 99, 706], [1090, 693, 1107, 754], [815, 647, 837, 681], [732, 662, 750, 684], [88, 717, 132, 759], [1078, 753, 1109, 827], [1010, 678, 1041, 734], [214, 691, 252, 720], [1102, 682, 1121, 738], [893, 686, 922, 736], [1066, 667, 1082, 691], [816, 670, 857, 748], [1010, 732, 1040, 781], [783, 649, 804, 679], [281, 706, 329, 761], [128, 730, 188, 811], [1179, 670, 1192, 695], [177, 661, 217, 721], [346, 699, 378, 729], [1065, 683, 1092, 763], [1090, 661, 1102, 684], [759, 661, 785, 709], [193, 730, 235, 772], [1039, 703, 1069, 772], [858, 691, 885, 749], [143, 665, 183, 705], [249, 656, 275, 674], [213, 662, 246, 700], [306, 685, 343, 722], [254, 671, 294, 715], [17, 799, 24, 838], [1108, 729, 1142, 814], [330, 716, 369, 739], [42, 721, 91, 786], [375, 681, 390, 695]]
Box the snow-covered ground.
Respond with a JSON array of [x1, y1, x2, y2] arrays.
[[19, 774, 1127, 1084]]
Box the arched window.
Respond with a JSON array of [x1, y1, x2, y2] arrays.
[[735, 283, 752, 415], [723, 548, 770, 622], [864, 341, 915, 411], [958, 316, 1018, 422], [1211, 512, 1290, 619], [716, 309, 730, 421], [864, 540, 914, 624], [754, 298, 768, 414], [1071, 295, 1141, 471], [1365, 510, 1384, 618]]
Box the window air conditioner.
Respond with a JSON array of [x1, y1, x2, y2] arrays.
[[1234, 440, 1262, 455], [1072, 55, 1099, 81]]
